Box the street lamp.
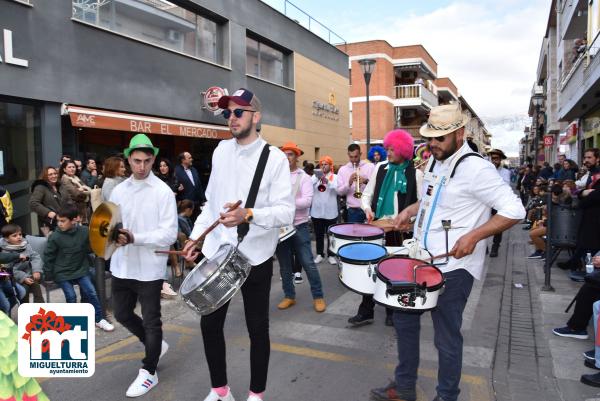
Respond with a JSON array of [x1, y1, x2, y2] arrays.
[[359, 58, 376, 152], [531, 91, 544, 165]]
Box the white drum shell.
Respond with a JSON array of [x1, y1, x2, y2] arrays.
[[339, 260, 378, 295], [373, 278, 442, 311]]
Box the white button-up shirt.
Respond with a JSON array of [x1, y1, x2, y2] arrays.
[[497, 166, 511, 184], [184, 167, 195, 185], [310, 173, 339, 220], [419, 143, 525, 280], [109, 172, 178, 281], [190, 136, 294, 266]]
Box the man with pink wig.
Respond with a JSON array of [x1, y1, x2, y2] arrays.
[[346, 129, 419, 328]]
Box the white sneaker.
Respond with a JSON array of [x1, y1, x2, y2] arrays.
[[126, 368, 158, 397], [161, 282, 177, 299], [203, 387, 235, 401], [159, 340, 169, 360], [313, 254, 324, 263], [247, 395, 263, 401], [96, 319, 115, 332], [293, 272, 303, 284], [327, 256, 337, 265]]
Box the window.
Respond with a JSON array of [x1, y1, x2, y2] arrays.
[[72, 0, 224, 64], [246, 36, 287, 86], [0, 101, 41, 185]]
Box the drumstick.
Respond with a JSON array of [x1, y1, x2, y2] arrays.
[[155, 200, 242, 256], [427, 251, 456, 263]]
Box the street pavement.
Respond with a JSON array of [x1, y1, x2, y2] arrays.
[[37, 225, 599, 401]]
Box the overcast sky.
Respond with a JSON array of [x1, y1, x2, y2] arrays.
[[263, 0, 550, 155]]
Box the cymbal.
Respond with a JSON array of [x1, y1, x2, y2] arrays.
[[89, 201, 122, 258]]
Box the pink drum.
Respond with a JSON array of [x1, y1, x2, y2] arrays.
[[327, 223, 385, 255], [373, 256, 445, 311]]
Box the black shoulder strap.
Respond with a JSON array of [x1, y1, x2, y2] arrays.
[[450, 153, 483, 178], [237, 144, 271, 242]]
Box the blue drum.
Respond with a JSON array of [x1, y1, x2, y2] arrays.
[[337, 242, 387, 295]]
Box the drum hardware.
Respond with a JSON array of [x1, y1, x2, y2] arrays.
[[441, 219, 451, 264], [353, 163, 362, 199], [278, 225, 297, 243], [337, 242, 387, 295], [155, 200, 242, 256]]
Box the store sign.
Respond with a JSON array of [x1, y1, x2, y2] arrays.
[[543, 135, 554, 146], [312, 92, 340, 121], [0, 29, 28, 68], [202, 86, 227, 112], [67, 106, 231, 140]]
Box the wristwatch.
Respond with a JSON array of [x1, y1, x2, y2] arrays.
[[244, 208, 254, 223]]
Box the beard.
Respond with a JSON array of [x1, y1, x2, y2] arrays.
[[231, 124, 252, 140]]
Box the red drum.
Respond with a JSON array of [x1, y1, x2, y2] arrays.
[[373, 256, 445, 311], [327, 223, 385, 255]]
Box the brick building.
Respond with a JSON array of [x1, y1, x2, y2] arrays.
[[337, 40, 491, 151]]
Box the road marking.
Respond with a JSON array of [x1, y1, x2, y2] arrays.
[[270, 321, 493, 368], [97, 352, 145, 364]]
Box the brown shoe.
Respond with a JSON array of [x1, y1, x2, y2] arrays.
[[313, 298, 326, 312], [277, 298, 296, 310]]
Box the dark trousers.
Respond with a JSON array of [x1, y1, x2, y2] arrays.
[[567, 282, 600, 331], [312, 217, 337, 257], [393, 269, 474, 401], [201, 258, 273, 393], [358, 231, 404, 318], [491, 209, 502, 247], [112, 277, 163, 375], [21, 281, 45, 303]]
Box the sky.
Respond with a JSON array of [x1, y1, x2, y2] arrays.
[[262, 0, 550, 156]]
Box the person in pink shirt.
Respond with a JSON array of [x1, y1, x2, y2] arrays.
[[337, 144, 376, 223], [275, 142, 326, 313]]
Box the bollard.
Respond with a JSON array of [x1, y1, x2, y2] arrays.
[[94, 256, 108, 310], [541, 191, 555, 292]]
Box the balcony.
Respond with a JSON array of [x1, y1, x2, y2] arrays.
[[393, 84, 438, 109]]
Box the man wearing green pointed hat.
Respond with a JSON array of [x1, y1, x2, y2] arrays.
[[109, 133, 178, 398]]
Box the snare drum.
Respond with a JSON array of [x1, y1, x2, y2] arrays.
[[328, 223, 385, 255], [179, 244, 252, 316], [278, 225, 296, 243], [373, 256, 445, 311], [338, 243, 387, 295]]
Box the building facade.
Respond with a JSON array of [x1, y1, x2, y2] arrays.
[[337, 40, 491, 151], [0, 0, 349, 232], [532, 0, 600, 166]]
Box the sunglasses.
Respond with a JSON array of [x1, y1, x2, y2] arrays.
[[426, 135, 446, 143], [222, 108, 256, 119]]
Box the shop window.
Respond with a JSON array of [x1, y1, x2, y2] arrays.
[[72, 0, 225, 65], [0, 101, 41, 185], [246, 36, 288, 86]]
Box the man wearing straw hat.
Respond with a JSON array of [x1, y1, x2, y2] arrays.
[[109, 133, 178, 398], [487, 148, 511, 258], [369, 104, 525, 401]]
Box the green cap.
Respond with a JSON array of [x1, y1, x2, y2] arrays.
[[124, 133, 159, 157]]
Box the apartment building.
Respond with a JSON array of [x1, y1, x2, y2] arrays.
[[337, 40, 491, 151]]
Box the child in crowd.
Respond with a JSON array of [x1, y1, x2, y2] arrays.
[[43, 204, 114, 332], [0, 251, 27, 315], [0, 224, 44, 303]]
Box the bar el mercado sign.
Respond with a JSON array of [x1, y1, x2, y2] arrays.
[[0, 29, 29, 68]]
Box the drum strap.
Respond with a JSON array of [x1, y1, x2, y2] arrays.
[[237, 144, 271, 242]]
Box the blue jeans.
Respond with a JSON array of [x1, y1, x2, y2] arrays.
[[57, 275, 103, 323], [0, 280, 25, 314], [393, 269, 474, 401], [276, 222, 324, 299], [346, 207, 366, 223]]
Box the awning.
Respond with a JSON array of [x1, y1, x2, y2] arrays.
[[65, 105, 231, 140]]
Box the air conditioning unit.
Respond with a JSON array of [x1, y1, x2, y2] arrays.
[[167, 29, 182, 42], [402, 109, 417, 118]]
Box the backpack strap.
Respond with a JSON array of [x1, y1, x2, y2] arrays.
[[237, 144, 271, 242]]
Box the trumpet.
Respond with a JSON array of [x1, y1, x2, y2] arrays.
[[317, 175, 327, 192], [353, 163, 362, 199]]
